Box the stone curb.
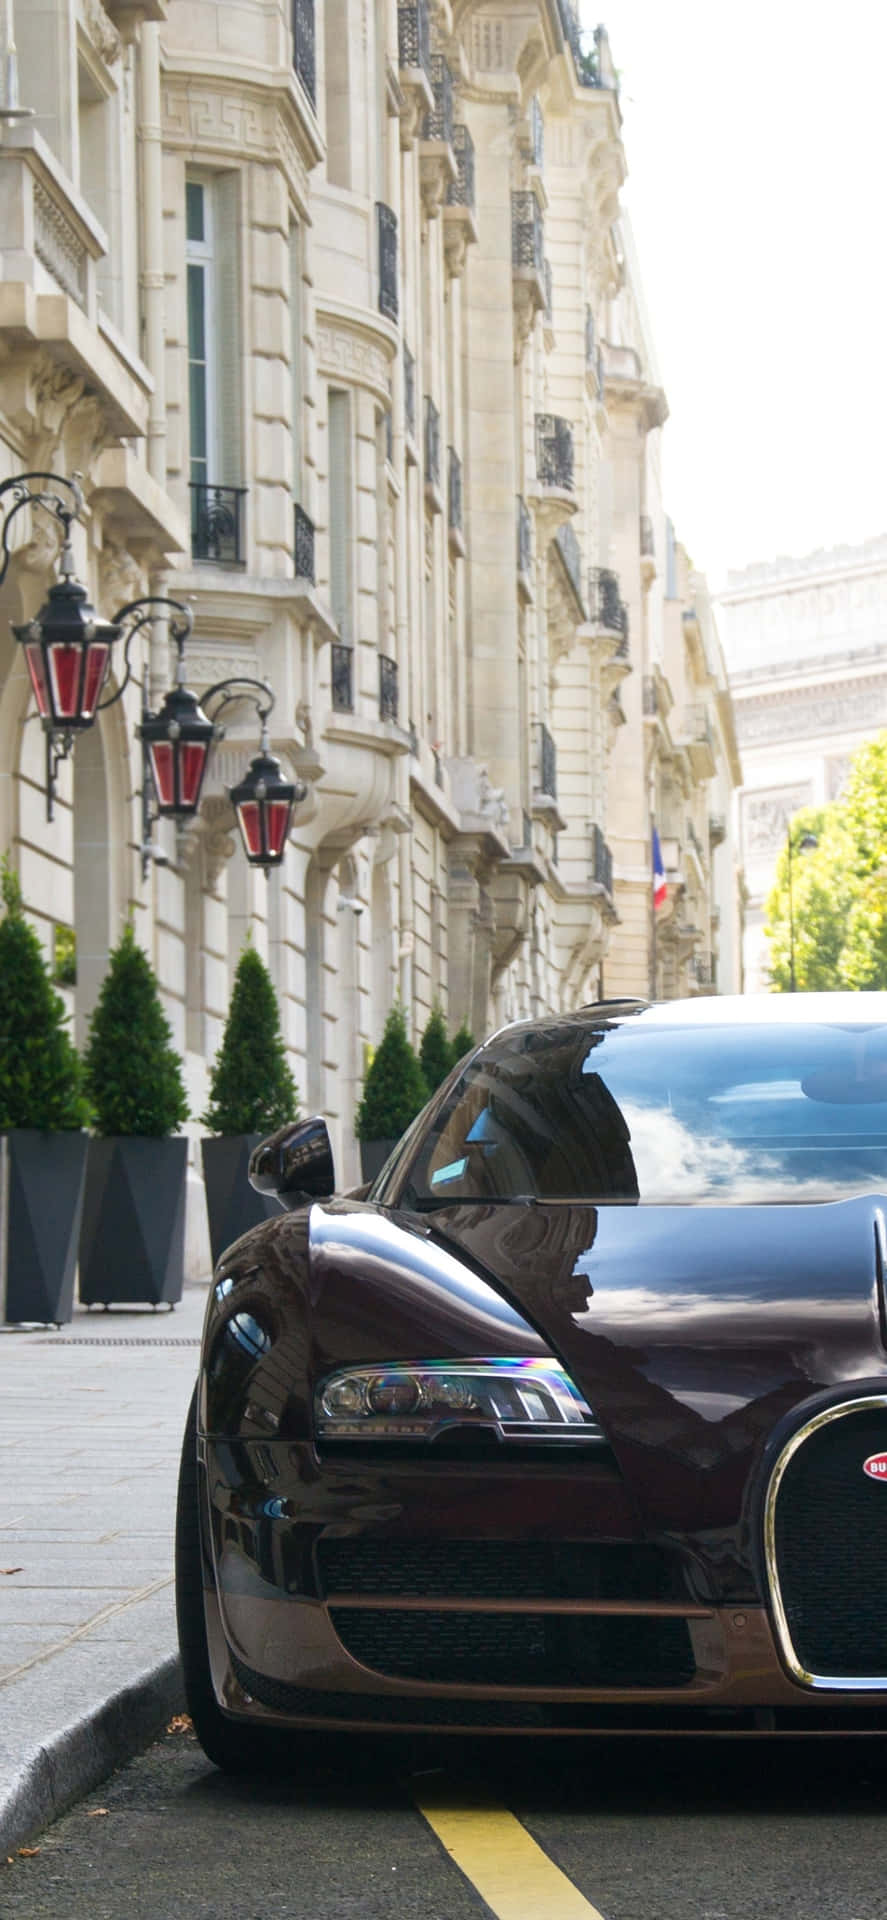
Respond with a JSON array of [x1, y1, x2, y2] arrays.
[[0, 1652, 184, 1857]]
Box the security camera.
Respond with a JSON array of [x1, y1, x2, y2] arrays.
[[337, 895, 364, 914]]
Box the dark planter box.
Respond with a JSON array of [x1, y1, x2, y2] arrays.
[[79, 1136, 188, 1308], [1, 1129, 89, 1326], [201, 1134, 282, 1270], [359, 1138, 398, 1184]]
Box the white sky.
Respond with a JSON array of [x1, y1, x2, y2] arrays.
[[582, 2, 887, 587]]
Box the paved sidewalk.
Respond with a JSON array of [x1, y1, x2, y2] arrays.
[[0, 1281, 209, 1853]]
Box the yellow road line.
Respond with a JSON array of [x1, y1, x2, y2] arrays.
[[413, 1790, 608, 1920]]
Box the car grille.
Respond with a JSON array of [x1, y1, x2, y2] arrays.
[[327, 1607, 695, 1687], [316, 1537, 683, 1602], [771, 1402, 887, 1681]]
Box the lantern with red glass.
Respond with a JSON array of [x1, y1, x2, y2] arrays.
[[138, 683, 216, 820], [12, 558, 121, 737], [228, 737, 301, 871]]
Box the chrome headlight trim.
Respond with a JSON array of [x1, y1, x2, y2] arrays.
[[764, 1393, 887, 1692], [315, 1356, 605, 1444]]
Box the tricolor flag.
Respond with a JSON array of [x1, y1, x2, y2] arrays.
[[652, 826, 667, 911]]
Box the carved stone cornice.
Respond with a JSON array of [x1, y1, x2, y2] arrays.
[[80, 0, 122, 65], [442, 202, 478, 277], [315, 305, 397, 407], [419, 141, 457, 217]]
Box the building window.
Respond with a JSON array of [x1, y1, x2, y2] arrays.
[[186, 174, 244, 561], [328, 390, 353, 641]]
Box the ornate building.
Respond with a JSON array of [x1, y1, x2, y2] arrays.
[[0, 0, 740, 1261], [718, 535, 887, 991]]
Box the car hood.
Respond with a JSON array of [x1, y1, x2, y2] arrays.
[[309, 1193, 887, 1554]]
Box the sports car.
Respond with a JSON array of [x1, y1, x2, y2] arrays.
[[176, 992, 887, 1766]]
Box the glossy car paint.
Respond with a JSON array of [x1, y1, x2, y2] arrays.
[[191, 995, 887, 1732]]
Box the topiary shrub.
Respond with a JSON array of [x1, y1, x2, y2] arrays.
[[0, 860, 88, 1131], [202, 944, 299, 1135], [84, 924, 189, 1137], [418, 1003, 452, 1094], [449, 1022, 476, 1069], [355, 1003, 429, 1142]]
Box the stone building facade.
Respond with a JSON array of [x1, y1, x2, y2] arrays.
[[718, 535, 887, 993], [0, 0, 740, 1250]]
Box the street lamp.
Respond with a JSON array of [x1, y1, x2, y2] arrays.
[[786, 826, 818, 992], [0, 470, 304, 870]]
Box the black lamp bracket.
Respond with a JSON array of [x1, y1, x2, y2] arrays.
[[201, 675, 276, 748], [0, 471, 84, 592], [101, 594, 194, 715]]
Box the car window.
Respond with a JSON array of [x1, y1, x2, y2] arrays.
[[391, 1019, 887, 1206]]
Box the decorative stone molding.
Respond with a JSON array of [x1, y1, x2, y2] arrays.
[[316, 314, 393, 406], [738, 675, 887, 746], [741, 784, 813, 857], [33, 179, 89, 310], [98, 540, 144, 612], [81, 0, 122, 66]]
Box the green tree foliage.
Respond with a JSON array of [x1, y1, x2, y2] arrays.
[[766, 736, 887, 991], [0, 861, 88, 1130], [449, 1022, 476, 1068], [418, 1003, 451, 1093], [84, 924, 189, 1137], [355, 1003, 429, 1141], [202, 944, 299, 1135]]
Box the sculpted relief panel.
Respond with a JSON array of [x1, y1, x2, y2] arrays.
[[738, 675, 887, 746], [742, 785, 813, 858]]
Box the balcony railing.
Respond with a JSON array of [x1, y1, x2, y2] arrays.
[[542, 257, 553, 324], [448, 447, 462, 532], [403, 343, 416, 440], [640, 513, 655, 558], [535, 414, 574, 491], [643, 674, 658, 717], [423, 54, 454, 146], [291, 0, 316, 106], [591, 823, 613, 894], [424, 396, 441, 490], [535, 720, 557, 801], [555, 524, 583, 607], [190, 483, 247, 565], [447, 124, 475, 208], [690, 952, 713, 988], [511, 191, 544, 273], [529, 94, 544, 168], [397, 0, 431, 75], [379, 653, 399, 722], [585, 303, 595, 365], [293, 502, 315, 583], [332, 643, 354, 712], [376, 202, 398, 323], [517, 495, 532, 576], [588, 567, 629, 653]]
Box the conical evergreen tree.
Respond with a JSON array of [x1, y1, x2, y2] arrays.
[[449, 1022, 476, 1069], [84, 924, 189, 1137], [418, 1003, 451, 1093], [0, 861, 88, 1130], [202, 943, 299, 1135], [355, 1003, 429, 1141]]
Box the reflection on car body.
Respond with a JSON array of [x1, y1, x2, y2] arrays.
[[175, 993, 887, 1768]]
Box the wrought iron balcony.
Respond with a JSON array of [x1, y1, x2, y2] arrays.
[[590, 823, 613, 894], [529, 94, 544, 169], [190, 483, 247, 565], [555, 524, 583, 607], [423, 54, 454, 146], [403, 343, 416, 441], [643, 674, 659, 717], [447, 124, 475, 209], [379, 653, 399, 722], [425, 396, 441, 491], [534, 720, 557, 801], [397, 0, 431, 76], [511, 191, 544, 274], [556, 0, 582, 64], [588, 567, 629, 654], [534, 414, 574, 491], [517, 496, 532, 576], [640, 513, 655, 558], [585, 303, 596, 364], [376, 202, 398, 323], [448, 446, 462, 532], [291, 0, 316, 106], [332, 642, 354, 712], [293, 502, 315, 583], [542, 258, 553, 325]]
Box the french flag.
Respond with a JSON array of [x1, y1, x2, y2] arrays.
[[652, 826, 667, 911]]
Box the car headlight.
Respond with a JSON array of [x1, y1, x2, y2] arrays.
[[315, 1357, 604, 1444]]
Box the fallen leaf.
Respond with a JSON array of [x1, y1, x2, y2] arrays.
[[17, 1848, 39, 1857], [166, 1714, 193, 1735], [86, 1808, 109, 1818], [0, 1568, 22, 1576]]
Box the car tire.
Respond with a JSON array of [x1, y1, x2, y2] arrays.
[[175, 1386, 287, 1773]]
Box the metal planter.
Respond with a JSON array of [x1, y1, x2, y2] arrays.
[[201, 1134, 282, 1271], [1, 1129, 89, 1326], [79, 1136, 188, 1308]]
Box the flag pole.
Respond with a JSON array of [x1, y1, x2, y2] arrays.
[[650, 825, 658, 999]]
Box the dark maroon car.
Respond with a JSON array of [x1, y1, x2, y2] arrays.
[[176, 993, 887, 1767]]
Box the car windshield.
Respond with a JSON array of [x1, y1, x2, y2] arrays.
[[390, 1017, 887, 1206]]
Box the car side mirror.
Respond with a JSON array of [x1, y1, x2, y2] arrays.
[[248, 1117, 336, 1209]]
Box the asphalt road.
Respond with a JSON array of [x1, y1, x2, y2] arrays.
[[2, 1723, 886, 1920]]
